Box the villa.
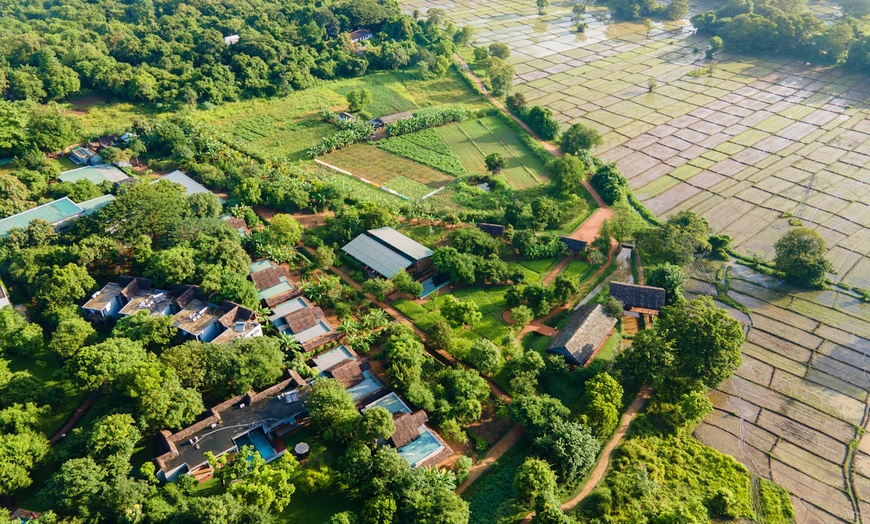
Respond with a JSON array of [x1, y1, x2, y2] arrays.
[[362, 392, 452, 468], [154, 370, 309, 482], [547, 303, 617, 366], [81, 278, 262, 344], [313, 346, 384, 403]]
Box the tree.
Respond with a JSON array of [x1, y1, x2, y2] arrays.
[[346, 88, 373, 112], [359, 406, 396, 443], [201, 270, 260, 309], [643, 18, 653, 36], [432, 247, 478, 284], [638, 211, 710, 267], [88, 414, 141, 468], [537, 0, 551, 14], [533, 420, 600, 484], [510, 305, 534, 327], [484, 152, 507, 175], [561, 123, 602, 154], [112, 310, 178, 351], [392, 269, 424, 297], [189, 192, 223, 219], [363, 277, 395, 301], [0, 100, 30, 153], [646, 263, 687, 305], [27, 106, 81, 152], [122, 356, 204, 430], [43, 457, 106, 518], [228, 453, 299, 512], [449, 227, 502, 257], [657, 296, 744, 390], [440, 295, 482, 327], [468, 338, 502, 376], [488, 59, 515, 97], [707, 35, 724, 60], [315, 244, 337, 270], [582, 372, 623, 439], [267, 214, 304, 245], [773, 227, 832, 288], [489, 43, 511, 59], [68, 338, 147, 391], [306, 378, 361, 442], [547, 153, 586, 194], [552, 274, 579, 305], [525, 106, 560, 140], [49, 316, 96, 359], [0, 307, 44, 357], [514, 458, 558, 507], [142, 246, 196, 287]]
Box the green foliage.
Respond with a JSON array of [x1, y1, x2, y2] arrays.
[[346, 88, 373, 113], [561, 123, 602, 154], [773, 227, 832, 288], [468, 338, 502, 376], [485, 152, 507, 174], [548, 153, 588, 194], [757, 478, 796, 524], [112, 310, 177, 351], [638, 211, 711, 267], [378, 129, 467, 176], [440, 295, 483, 327], [306, 378, 362, 443], [523, 106, 560, 141], [590, 163, 629, 205], [533, 419, 600, 485], [646, 263, 687, 305], [513, 458, 558, 508], [385, 107, 470, 136], [582, 372, 623, 439]]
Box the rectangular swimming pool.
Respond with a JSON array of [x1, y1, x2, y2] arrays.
[[364, 392, 411, 415], [235, 428, 277, 460], [398, 427, 444, 467]]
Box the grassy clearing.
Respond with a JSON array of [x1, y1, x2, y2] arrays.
[[378, 128, 467, 176], [320, 144, 453, 195], [435, 116, 549, 189], [65, 97, 167, 136], [307, 164, 407, 208]]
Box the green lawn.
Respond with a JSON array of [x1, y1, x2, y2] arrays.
[[279, 485, 360, 523]]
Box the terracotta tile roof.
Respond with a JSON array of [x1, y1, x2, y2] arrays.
[[325, 359, 365, 388], [282, 307, 324, 334], [250, 266, 291, 291], [390, 410, 429, 449]]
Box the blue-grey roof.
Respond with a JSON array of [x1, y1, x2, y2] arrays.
[[152, 170, 210, 196], [77, 194, 116, 215], [60, 165, 131, 184], [342, 233, 414, 279], [0, 197, 83, 236], [367, 227, 434, 262]]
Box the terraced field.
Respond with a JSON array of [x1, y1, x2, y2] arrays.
[[405, 0, 870, 290], [685, 263, 870, 524]]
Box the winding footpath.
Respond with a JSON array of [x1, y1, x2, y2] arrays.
[[519, 386, 653, 522]]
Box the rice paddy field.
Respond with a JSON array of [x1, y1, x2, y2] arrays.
[[405, 0, 870, 291], [684, 261, 870, 524], [400, 0, 870, 521]]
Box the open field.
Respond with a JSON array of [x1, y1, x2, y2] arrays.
[[686, 262, 870, 524], [434, 116, 549, 189], [405, 0, 870, 291]]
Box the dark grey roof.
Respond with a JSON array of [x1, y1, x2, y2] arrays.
[[376, 111, 414, 125], [367, 227, 433, 262], [546, 304, 617, 366], [342, 233, 414, 279], [609, 282, 666, 310], [476, 223, 505, 237], [560, 236, 587, 251], [155, 374, 308, 475]]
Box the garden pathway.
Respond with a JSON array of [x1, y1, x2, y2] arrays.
[[519, 386, 653, 522], [50, 392, 99, 446], [456, 424, 525, 495]]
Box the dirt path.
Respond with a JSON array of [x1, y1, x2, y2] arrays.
[[50, 392, 99, 446], [519, 386, 653, 522], [456, 424, 526, 495]]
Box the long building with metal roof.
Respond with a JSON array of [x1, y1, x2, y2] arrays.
[[341, 227, 434, 281]]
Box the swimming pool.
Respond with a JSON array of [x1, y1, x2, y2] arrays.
[[347, 371, 383, 401], [364, 392, 411, 415], [235, 429, 277, 460], [398, 427, 444, 468]]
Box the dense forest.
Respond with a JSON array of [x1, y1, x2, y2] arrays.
[[0, 0, 467, 106], [693, 0, 870, 68]]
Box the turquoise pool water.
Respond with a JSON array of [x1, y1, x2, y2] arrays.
[[398, 427, 443, 467], [235, 429, 276, 460], [364, 392, 411, 415]]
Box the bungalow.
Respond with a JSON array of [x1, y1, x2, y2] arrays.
[[363, 393, 453, 468], [342, 226, 434, 281], [349, 29, 373, 43], [154, 370, 309, 482], [546, 303, 617, 366], [151, 170, 212, 197], [82, 276, 156, 321], [370, 111, 414, 129], [221, 215, 250, 237], [81, 278, 262, 344], [250, 263, 296, 303], [313, 346, 384, 403], [69, 147, 101, 166], [0, 195, 114, 237], [338, 112, 356, 122], [609, 282, 666, 315]]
